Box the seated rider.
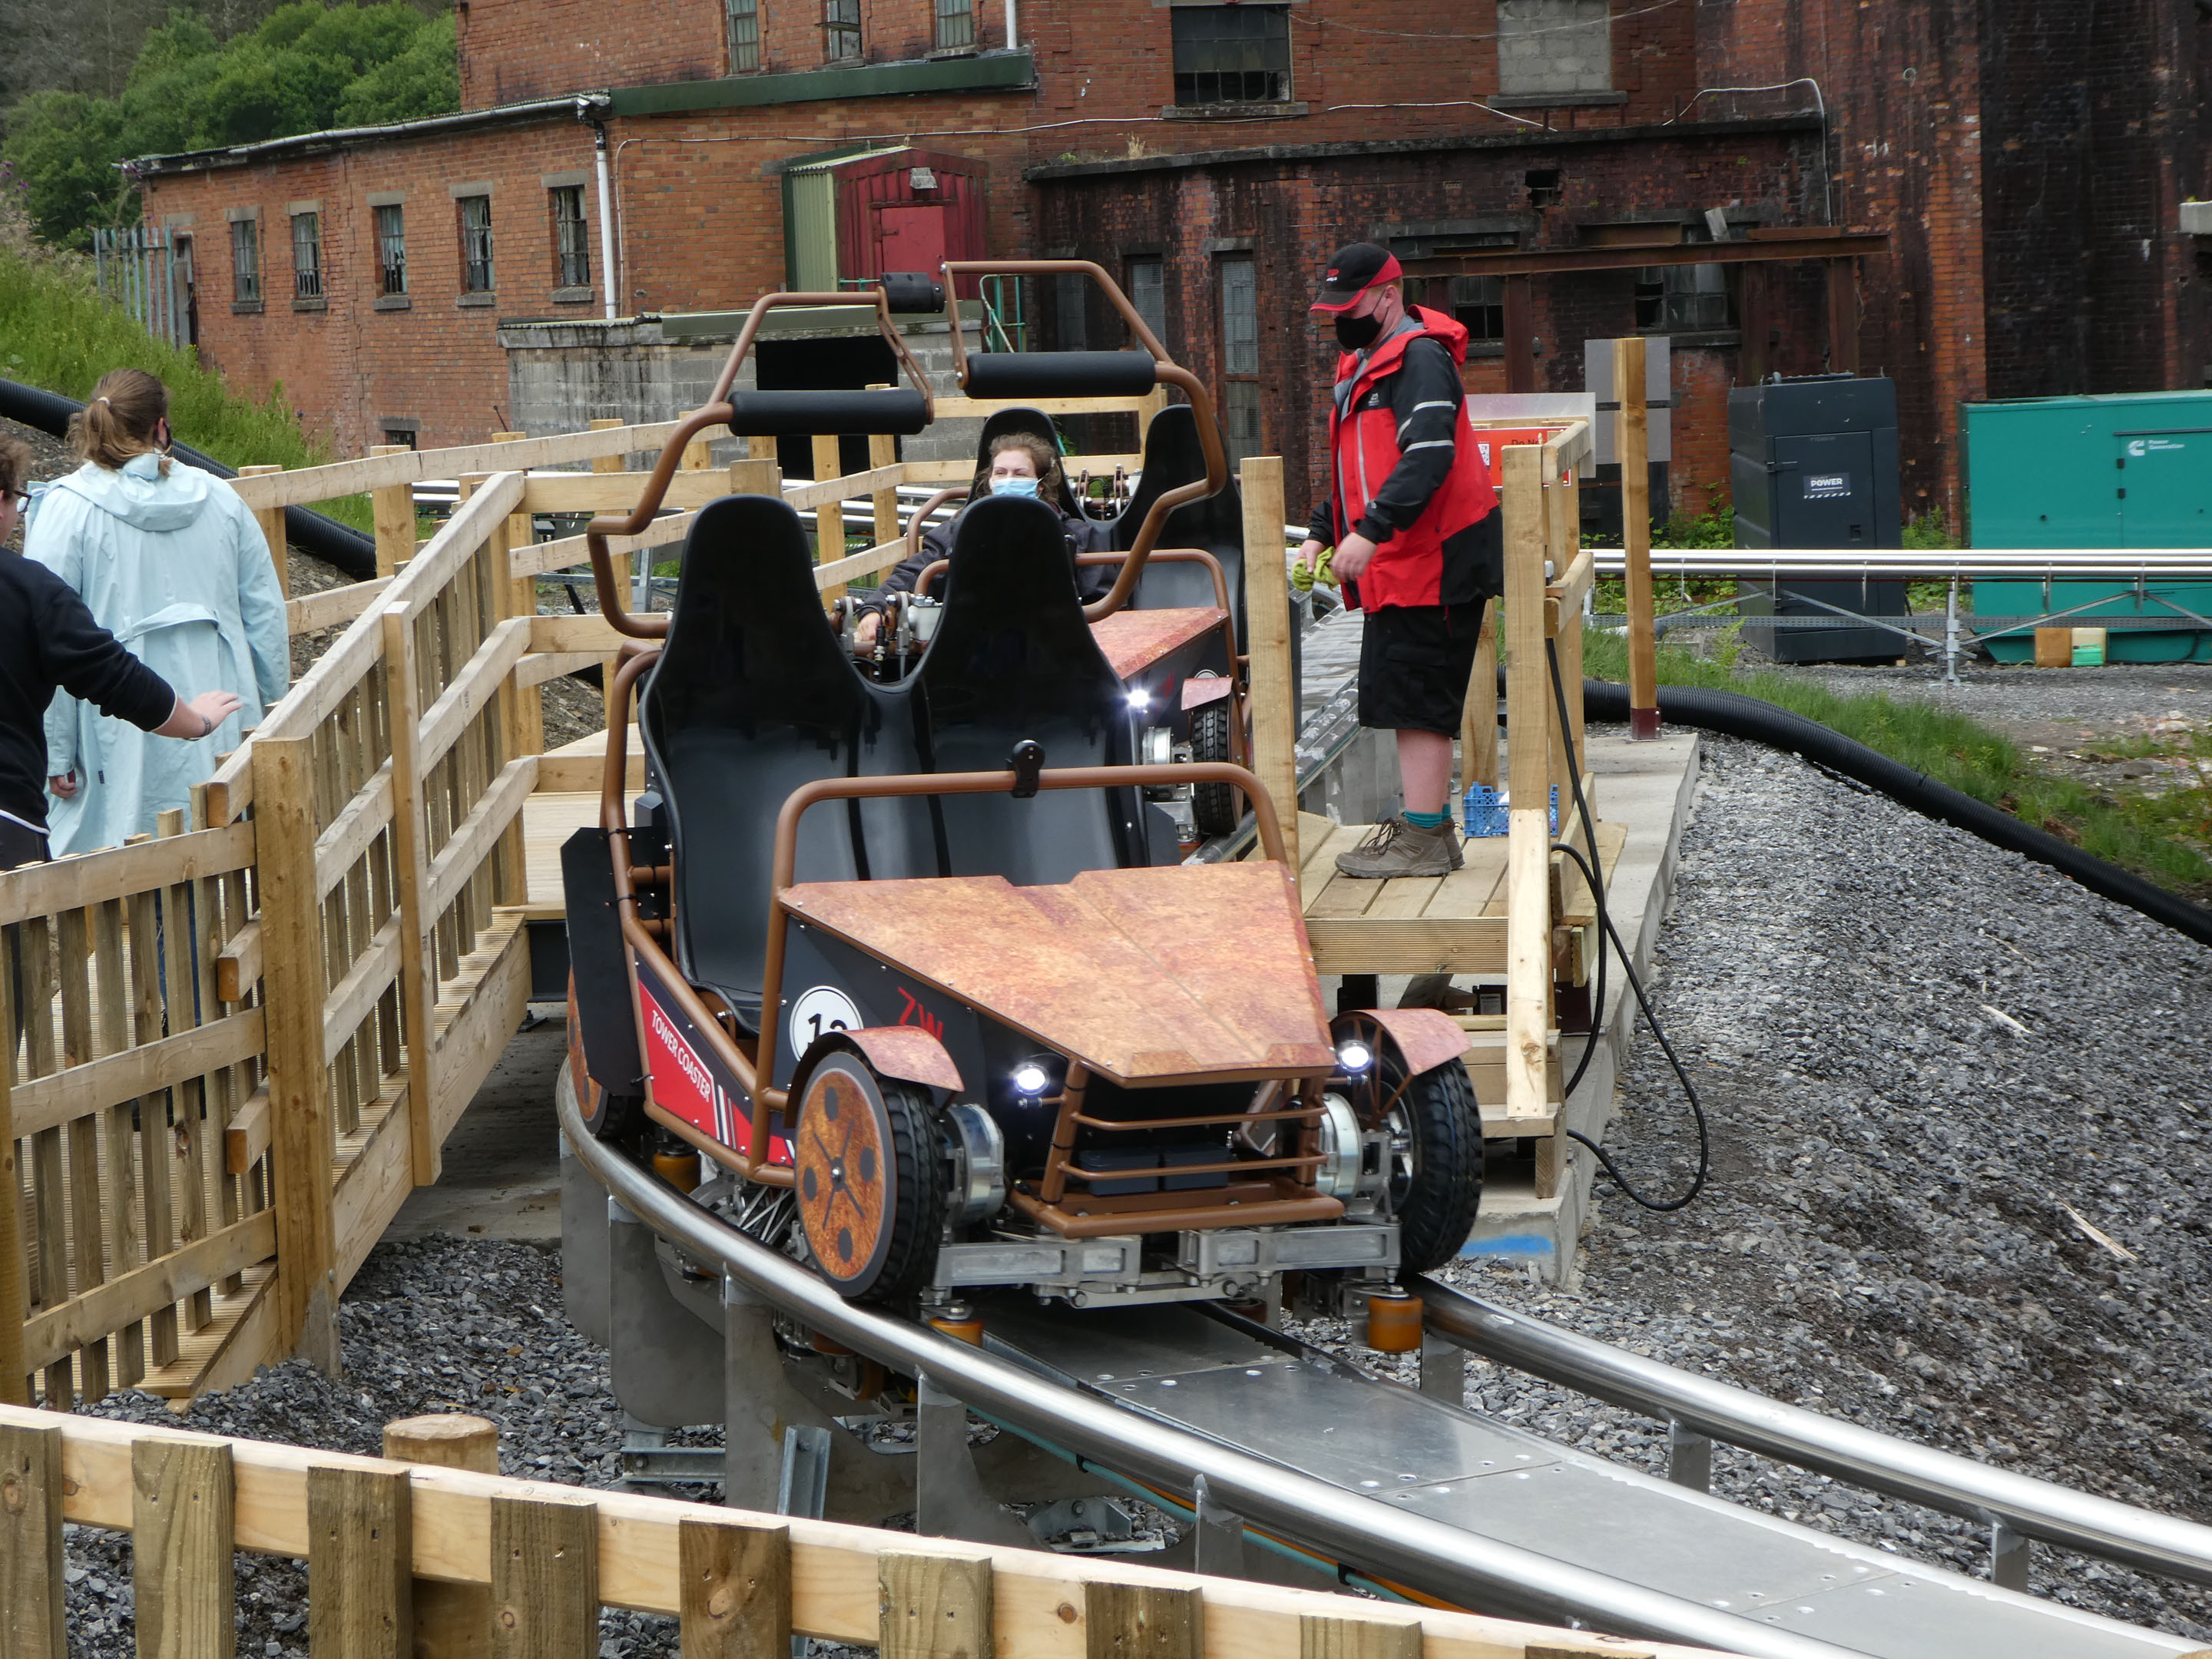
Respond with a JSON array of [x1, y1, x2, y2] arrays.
[[853, 430, 1112, 648]]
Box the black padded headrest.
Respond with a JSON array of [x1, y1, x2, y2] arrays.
[[724, 388, 928, 436], [963, 351, 1157, 399], [880, 271, 944, 313]]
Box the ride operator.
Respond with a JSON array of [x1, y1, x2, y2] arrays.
[[1297, 242, 1503, 879]]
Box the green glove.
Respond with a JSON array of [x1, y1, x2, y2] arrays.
[[1291, 545, 1334, 592]]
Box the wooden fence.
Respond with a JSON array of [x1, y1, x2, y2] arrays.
[[0, 408, 1189, 1404], [0, 1403, 1732, 1659]]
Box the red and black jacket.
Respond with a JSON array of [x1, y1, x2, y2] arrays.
[[1307, 305, 1501, 611]]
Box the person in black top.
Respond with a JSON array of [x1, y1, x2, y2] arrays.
[[0, 436, 242, 871], [852, 429, 1111, 648]]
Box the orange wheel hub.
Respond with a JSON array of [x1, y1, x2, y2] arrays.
[[796, 1055, 896, 1292]]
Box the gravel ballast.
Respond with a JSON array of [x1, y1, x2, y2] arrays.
[[51, 733, 2212, 1652]]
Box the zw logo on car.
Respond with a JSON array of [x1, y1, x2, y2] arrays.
[[895, 986, 944, 1039]]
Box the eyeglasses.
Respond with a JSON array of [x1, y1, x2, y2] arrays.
[[2, 492, 26, 512]]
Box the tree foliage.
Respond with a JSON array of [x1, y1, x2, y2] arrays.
[[2, 3, 455, 249]]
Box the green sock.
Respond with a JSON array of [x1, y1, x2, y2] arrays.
[[1404, 809, 1449, 830]]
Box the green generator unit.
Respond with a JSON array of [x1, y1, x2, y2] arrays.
[[1964, 391, 2212, 663]]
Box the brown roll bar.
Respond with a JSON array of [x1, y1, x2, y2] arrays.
[[583, 286, 938, 642], [936, 260, 1230, 626]]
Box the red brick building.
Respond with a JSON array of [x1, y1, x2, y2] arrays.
[[134, 0, 2212, 522]]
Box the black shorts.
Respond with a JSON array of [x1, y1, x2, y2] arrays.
[[1357, 598, 1489, 736], [0, 816, 48, 871]]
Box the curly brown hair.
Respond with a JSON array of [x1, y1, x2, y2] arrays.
[[970, 430, 1064, 502]]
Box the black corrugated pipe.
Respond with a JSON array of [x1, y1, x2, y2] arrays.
[[1578, 676, 2212, 950], [0, 377, 379, 581]]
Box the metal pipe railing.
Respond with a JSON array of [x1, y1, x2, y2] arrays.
[[554, 1084, 1863, 1659], [1416, 1279, 2212, 1594], [1581, 550, 2212, 579]]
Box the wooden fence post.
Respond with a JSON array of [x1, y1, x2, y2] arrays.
[[0, 1009, 22, 1406], [1462, 605, 1499, 795], [811, 433, 846, 601], [133, 1434, 237, 1659], [679, 1517, 790, 1658], [0, 1421, 65, 1656], [1614, 336, 1660, 740], [309, 1462, 414, 1659], [369, 446, 416, 579], [1501, 445, 1555, 1175], [1300, 1612, 1424, 1659], [381, 606, 439, 1187], [386, 1414, 500, 1658], [238, 464, 290, 597], [1085, 1581, 1199, 1659], [1240, 457, 1299, 878], [492, 433, 545, 766], [490, 1491, 601, 1658], [868, 387, 901, 555], [879, 1551, 992, 1659], [253, 735, 342, 1373]]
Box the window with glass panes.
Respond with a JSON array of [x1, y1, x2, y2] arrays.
[[1219, 257, 1261, 465], [291, 213, 322, 300], [727, 0, 759, 70], [230, 218, 260, 304], [936, 0, 975, 50], [1128, 257, 1165, 350], [551, 187, 591, 288], [1171, 5, 1290, 106], [458, 195, 494, 293], [375, 204, 407, 296], [824, 0, 859, 60], [1635, 263, 1732, 332], [1055, 271, 1088, 351]]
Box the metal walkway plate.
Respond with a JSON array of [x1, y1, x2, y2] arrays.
[[981, 1300, 2197, 1659]]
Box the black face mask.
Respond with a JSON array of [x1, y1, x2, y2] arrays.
[[1334, 310, 1382, 352]]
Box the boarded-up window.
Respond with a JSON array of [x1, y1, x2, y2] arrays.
[[1496, 0, 1610, 96], [1128, 257, 1166, 350]]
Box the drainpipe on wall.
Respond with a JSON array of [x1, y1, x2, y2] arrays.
[[1004, 0, 1017, 51], [578, 96, 619, 322]]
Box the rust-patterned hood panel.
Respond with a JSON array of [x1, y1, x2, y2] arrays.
[[782, 863, 1335, 1083]]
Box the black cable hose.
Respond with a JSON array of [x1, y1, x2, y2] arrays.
[[0, 377, 379, 581], [1575, 675, 2212, 951], [1542, 637, 1710, 1212]]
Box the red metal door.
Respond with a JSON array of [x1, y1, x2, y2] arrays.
[[875, 204, 947, 276]]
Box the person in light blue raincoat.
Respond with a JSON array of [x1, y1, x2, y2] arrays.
[[24, 369, 290, 856]]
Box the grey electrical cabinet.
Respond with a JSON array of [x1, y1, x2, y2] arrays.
[[1730, 374, 1906, 663]]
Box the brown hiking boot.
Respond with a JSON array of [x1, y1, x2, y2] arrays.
[[1333, 814, 1464, 879]]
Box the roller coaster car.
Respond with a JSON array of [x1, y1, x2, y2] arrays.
[[563, 264, 1481, 1310]]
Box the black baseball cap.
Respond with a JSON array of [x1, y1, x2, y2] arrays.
[[1311, 242, 1404, 313]]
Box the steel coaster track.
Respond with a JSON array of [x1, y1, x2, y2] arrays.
[[557, 1081, 2209, 1659]]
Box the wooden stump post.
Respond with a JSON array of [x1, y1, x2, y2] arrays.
[[1614, 336, 1660, 739], [253, 735, 342, 1372], [237, 464, 290, 596], [1240, 457, 1300, 877], [369, 446, 416, 578], [385, 1414, 501, 1659]]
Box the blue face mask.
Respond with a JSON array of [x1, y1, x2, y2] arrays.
[[988, 475, 1041, 498]]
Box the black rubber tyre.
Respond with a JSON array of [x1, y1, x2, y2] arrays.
[[566, 1055, 646, 1142], [1189, 699, 1238, 837], [795, 1054, 946, 1305], [1382, 1055, 1484, 1274]]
